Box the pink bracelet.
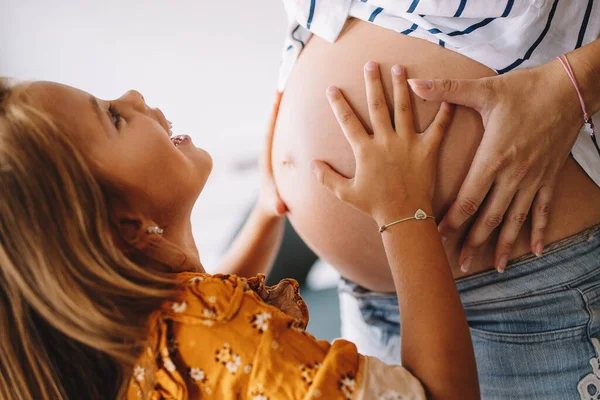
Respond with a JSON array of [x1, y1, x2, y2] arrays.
[[557, 54, 597, 142]]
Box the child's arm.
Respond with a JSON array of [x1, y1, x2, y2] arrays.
[[218, 93, 288, 278], [312, 62, 479, 399]]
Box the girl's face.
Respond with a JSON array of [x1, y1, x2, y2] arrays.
[[28, 82, 212, 220]]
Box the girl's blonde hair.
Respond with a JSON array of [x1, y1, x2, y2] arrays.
[[0, 79, 196, 399]]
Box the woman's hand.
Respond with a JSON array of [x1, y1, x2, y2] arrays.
[[217, 93, 287, 277], [311, 61, 454, 226], [257, 93, 288, 219], [408, 59, 584, 273]]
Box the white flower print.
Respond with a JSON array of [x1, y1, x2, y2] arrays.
[[208, 296, 217, 304], [250, 312, 271, 333], [339, 373, 356, 400], [249, 312, 272, 334], [243, 364, 252, 374], [190, 368, 205, 381], [341, 376, 355, 389], [271, 340, 279, 350], [133, 365, 145, 382], [203, 308, 217, 319], [189, 276, 204, 284], [313, 389, 322, 398], [226, 354, 242, 373], [299, 362, 321, 386], [215, 343, 242, 374], [171, 301, 187, 313], [163, 357, 176, 373], [202, 319, 215, 327], [287, 318, 306, 333], [189, 367, 211, 393], [250, 384, 269, 400]]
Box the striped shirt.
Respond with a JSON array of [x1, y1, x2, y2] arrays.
[[279, 0, 600, 187]]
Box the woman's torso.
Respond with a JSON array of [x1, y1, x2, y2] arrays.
[[272, 18, 600, 292]]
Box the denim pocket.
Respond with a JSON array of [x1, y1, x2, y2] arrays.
[[356, 297, 400, 331], [464, 287, 590, 343]]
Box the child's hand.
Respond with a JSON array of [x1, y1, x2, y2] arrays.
[[311, 61, 454, 226], [257, 93, 288, 219]]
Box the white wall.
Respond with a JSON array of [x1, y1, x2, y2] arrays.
[[0, 0, 288, 269]]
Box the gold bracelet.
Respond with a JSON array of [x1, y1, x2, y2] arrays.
[[378, 209, 435, 233]]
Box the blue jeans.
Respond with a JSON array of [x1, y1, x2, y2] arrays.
[[339, 224, 600, 399]]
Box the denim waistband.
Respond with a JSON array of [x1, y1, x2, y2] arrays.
[[456, 223, 600, 305], [340, 223, 600, 305]]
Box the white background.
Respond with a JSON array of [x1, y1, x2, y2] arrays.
[[0, 0, 288, 269]]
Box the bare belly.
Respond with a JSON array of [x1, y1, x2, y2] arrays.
[[272, 18, 600, 292]]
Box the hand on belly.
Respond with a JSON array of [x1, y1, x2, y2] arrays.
[[272, 19, 600, 292]]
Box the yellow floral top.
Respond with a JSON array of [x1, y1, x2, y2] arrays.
[[127, 273, 425, 400]]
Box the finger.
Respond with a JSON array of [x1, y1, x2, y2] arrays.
[[327, 86, 368, 149], [262, 92, 283, 174], [275, 198, 288, 215], [311, 160, 352, 201], [494, 188, 536, 272], [408, 77, 496, 111], [531, 183, 554, 257], [364, 61, 393, 137], [438, 149, 502, 239], [391, 64, 414, 135], [459, 182, 516, 272], [264, 176, 289, 216], [424, 102, 455, 150]]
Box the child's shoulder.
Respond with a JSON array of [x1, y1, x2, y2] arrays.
[[168, 272, 310, 329]]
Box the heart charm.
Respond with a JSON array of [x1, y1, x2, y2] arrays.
[[414, 209, 427, 220]]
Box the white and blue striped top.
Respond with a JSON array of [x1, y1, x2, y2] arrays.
[[279, 0, 600, 187]]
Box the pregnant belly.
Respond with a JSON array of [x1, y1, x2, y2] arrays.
[[272, 18, 600, 292]]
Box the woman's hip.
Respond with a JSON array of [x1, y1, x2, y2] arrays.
[[338, 223, 600, 398]]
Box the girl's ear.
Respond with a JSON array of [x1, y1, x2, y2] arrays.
[[108, 202, 145, 250], [108, 203, 199, 273]]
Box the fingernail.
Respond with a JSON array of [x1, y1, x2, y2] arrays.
[[497, 254, 508, 273], [441, 235, 448, 244], [535, 242, 544, 257], [408, 79, 433, 90], [326, 86, 339, 95], [365, 61, 378, 71], [460, 256, 473, 273], [392, 65, 403, 76]]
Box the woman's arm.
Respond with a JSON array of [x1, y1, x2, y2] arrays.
[[408, 37, 600, 274], [313, 62, 479, 399], [218, 93, 288, 277]]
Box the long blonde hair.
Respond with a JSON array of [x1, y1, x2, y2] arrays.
[[0, 79, 195, 399]]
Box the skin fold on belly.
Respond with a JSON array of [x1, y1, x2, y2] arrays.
[[272, 18, 600, 292]]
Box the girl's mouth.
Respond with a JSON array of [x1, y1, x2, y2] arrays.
[[171, 134, 191, 147]]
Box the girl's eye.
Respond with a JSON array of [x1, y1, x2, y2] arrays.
[[108, 104, 121, 127]]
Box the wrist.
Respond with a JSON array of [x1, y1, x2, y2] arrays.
[[566, 47, 600, 116], [539, 58, 587, 133]]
